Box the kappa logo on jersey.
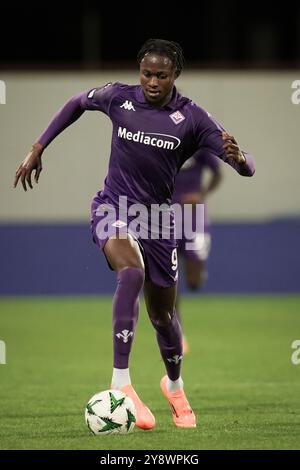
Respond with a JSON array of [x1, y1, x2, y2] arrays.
[[170, 110, 185, 125], [116, 330, 133, 343], [111, 219, 127, 228], [120, 100, 136, 111], [118, 127, 181, 150]]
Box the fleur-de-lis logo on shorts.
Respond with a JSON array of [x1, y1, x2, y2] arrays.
[[112, 219, 127, 228]]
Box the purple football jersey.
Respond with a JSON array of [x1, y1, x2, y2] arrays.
[[38, 82, 254, 207]]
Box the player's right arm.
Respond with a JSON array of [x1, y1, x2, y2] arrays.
[[14, 83, 116, 191]]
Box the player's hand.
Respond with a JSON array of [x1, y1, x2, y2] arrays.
[[222, 132, 245, 165], [14, 143, 44, 191]]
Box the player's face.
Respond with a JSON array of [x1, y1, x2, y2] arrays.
[[140, 54, 177, 107]]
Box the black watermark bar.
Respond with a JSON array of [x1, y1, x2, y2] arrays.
[[0, 450, 300, 465]]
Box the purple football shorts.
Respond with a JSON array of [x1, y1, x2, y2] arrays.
[[90, 191, 178, 287]]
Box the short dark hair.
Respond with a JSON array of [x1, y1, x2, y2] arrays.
[[137, 39, 184, 77]]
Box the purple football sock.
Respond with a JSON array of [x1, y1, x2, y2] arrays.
[[152, 314, 183, 381], [113, 267, 144, 369]]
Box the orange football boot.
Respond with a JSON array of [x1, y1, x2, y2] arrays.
[[119, 384, 156, 430], [160, 375, 196, 428]]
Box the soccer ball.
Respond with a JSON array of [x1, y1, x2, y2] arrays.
[[85, 389, 136, 435]]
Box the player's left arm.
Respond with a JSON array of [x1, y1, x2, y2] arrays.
[[192, 106, 255, 177], [221, 131, 255, 177]]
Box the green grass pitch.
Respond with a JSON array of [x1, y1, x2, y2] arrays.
[[0, 295, 300, 450]]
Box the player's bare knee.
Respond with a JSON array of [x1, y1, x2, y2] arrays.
[[105, 235, 144, 272]]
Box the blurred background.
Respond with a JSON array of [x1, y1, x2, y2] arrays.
[[1, 1, 300, 295]]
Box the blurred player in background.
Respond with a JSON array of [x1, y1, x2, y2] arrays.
[[14, 39, 254, 430], [172, 150, 223, 353]]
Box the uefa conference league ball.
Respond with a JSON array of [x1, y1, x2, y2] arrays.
[[85, 389, 137, 435]]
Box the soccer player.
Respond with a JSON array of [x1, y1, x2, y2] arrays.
[[172, 149, 223, 353], [14, 39, 255, 429]]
